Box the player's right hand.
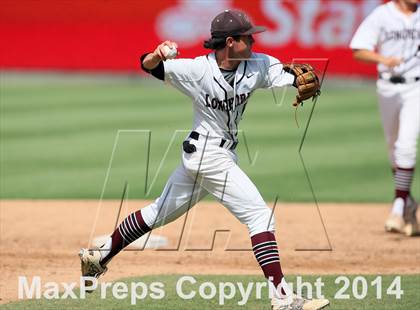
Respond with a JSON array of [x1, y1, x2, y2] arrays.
[[153, 41, 178, 61], [381, 56, 402, 68]]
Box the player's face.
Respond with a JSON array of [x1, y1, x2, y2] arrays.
[[231, 35, 254, 59]]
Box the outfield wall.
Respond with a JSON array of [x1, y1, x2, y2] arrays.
[[0, 0, 385, 76]]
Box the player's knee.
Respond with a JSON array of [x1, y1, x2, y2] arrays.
[[139, 198, 161, 229], [395, 145, 417, 168], [247, 207, 275, 236]]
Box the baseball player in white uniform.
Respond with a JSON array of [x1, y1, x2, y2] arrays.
[[350, 0, 419, 236], [79, 9, 328, 310]]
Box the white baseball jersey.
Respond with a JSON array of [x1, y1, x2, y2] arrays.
[[139, 52, 295, 239], [163, 52, 295, 142], [350, 1, 420, 78], [350, 1, 420, 169]]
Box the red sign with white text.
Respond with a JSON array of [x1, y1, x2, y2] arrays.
[[0, 0, 385, 76]]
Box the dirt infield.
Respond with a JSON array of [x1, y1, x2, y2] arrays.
[[1, 200, 419, 304]]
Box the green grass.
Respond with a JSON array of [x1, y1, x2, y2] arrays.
[[2, 275, 419, 309], [1, 73, 419, 201]]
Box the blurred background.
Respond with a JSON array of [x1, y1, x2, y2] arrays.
[[1, 0, 418, 202]]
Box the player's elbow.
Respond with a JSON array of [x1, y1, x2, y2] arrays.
[[352, 49, 364, 61], [352, 49, 374, 63]]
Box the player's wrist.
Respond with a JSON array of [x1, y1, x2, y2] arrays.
[[151, 51, 163, 62], [142, 52, 162, 70], [377, 55, 387, 65]]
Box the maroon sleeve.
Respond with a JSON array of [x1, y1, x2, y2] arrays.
[[140, 53, 164, 81]]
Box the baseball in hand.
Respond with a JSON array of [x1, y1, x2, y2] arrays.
[[162, 45, 178, 60]]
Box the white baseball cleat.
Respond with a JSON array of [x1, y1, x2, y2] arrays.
[[385, 214, 405, 233], [404, 196, 419, 237], [79, 248, 107, 292], [385, 198, 405, 234], [271, 294, 330, 310], [385, 197, 419, 236]]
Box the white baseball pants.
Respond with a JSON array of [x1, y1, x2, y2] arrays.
[[376, 80, 420, 168], [141, 134, 275, 237]]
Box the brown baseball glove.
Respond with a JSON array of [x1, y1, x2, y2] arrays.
[[283, 63, 321, 107]]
